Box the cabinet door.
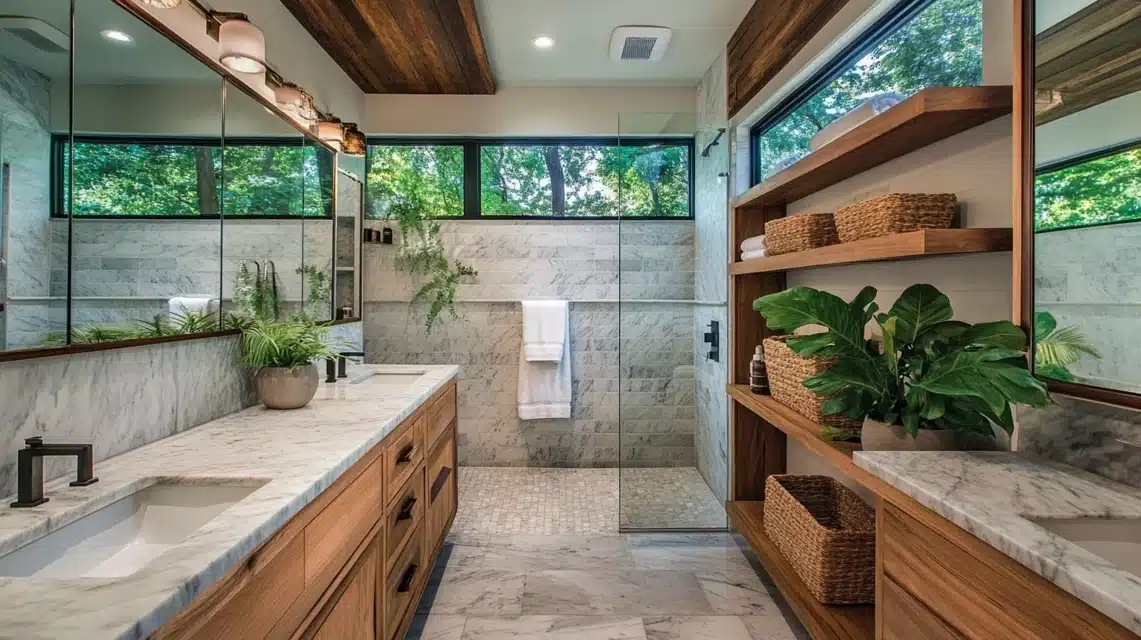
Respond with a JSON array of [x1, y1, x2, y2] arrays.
[[310, 538, 379, 640]]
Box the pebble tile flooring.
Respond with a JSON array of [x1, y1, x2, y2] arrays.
[[410, 468, 808, 639]]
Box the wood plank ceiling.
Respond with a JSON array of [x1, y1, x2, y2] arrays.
[[277, 0, 495, 94], [1035, 0, 1141, 124], [726, 0, 850, 118]]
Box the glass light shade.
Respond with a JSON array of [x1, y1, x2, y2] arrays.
[[274, 84, 304, 108], [315, 120, 342, 142], [341, 123, 366, 156], [138, 0, 183, 7], [218, 18, 265, 74]]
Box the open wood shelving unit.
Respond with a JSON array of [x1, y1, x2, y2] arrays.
[[726, 85, 1015, 640]]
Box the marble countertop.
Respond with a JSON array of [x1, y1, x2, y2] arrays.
[[854, 451, 1141, 634], [0, 364, 458, 640]]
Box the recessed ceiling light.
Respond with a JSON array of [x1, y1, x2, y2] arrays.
[[101, 29, 132, 44], [532, 35, 554, 50]]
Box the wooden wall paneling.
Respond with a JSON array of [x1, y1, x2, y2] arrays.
[[731, 404, 787, 502], [277, 0, 495, 94], [727, 0, 851, 117]]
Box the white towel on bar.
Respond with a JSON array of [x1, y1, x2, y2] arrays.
[[522, 300, 567, 362], [740, 235, 767, 253], [741, 248, 768, 261], [518, 315, 572, 420], [168, 295, 215, 318]]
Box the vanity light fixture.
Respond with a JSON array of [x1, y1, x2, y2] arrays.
[[101, 29, 133, 43], [532, 35, 555, 50], [341, 123, 367, 157], [265, 69, 318, 124], [315, 117, 344, 150], [137, 0, 184, 7], [210, 12, 266, 74]]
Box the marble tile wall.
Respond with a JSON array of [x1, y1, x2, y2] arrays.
[[363, 218, 699, 468], [0, 334, 256, 499], [1035, 222, 1141, 392], [693, 52, 731, 503], [1017, 397, 1141, 489]]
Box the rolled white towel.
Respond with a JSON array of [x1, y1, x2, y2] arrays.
[[741, 248, 768, 261], [740, 235, 766, 253]]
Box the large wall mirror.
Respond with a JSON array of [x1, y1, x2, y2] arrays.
[[0, 0, 345, 359], [1028, 0, 1141, 403]]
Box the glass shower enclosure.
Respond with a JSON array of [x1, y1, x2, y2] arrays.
[[617, 113, 730, 531]]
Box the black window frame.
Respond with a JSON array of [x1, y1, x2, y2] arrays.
[[365, 136, 696, 220], [52, 134, 334, 220], [1034, 136, 1141, 234], [748, 0, 945, 186]]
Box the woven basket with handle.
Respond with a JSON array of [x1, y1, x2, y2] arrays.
[[764, 475, 876, 604], [833, 193, 957, 243], [764, 213, 840, 255], [762, 335, 861, 429]]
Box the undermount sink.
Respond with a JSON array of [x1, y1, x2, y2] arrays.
[[0, 482, 264, 579], [350, 370, 425, 385], [1030, 517, 1141, 578]]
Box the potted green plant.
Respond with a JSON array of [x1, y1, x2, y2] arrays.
[[240, 319, 339, 410], [753, 284, 1051, 451]]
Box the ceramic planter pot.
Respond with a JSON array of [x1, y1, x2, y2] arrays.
[[255, 364, 319, 410], [860, 418, 997, 452]]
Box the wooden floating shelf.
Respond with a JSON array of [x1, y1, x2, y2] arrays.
[[727, 501, 875, 640], [727, 385, 889, 492], [729, 228, 1013, 275], [732, 86, 1013, 209]]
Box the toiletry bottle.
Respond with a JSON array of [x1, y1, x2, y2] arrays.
[[749, 345, 769, 395]]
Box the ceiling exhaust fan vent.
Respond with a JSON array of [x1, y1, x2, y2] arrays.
[[0, 17, 68, 54], [610, 26, 672, 62]]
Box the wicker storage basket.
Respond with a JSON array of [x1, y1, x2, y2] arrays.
[[764, 475, 876, 604], [833, 193, 957, 243], [764, 213, 840, 255], [763, 335, 861, 428]]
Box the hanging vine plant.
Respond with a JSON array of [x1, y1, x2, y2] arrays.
[[386, 192, 477, 332]]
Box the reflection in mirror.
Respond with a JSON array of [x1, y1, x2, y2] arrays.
[[335, 170, 363, 319], [68, 0, 223, 343], [1033, 0, 1141, 394], [0, 0, 70, 351], [221, 80, 305, 324], [301, 138, 335, 322]]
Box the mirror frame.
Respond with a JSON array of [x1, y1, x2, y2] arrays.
[[0, 0, 359, 364], [1016, 0, 1141, 410]]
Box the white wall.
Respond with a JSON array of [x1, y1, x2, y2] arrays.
[[1036, 92, 1141, 166], [363, 86, 697, 136]]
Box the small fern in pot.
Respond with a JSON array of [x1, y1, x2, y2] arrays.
[[241, 319, 339, 409], [754, 284, 1051, 451]]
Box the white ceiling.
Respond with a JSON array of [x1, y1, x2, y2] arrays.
[[475, 0, 753, 87], [0, 0, 218, 84]]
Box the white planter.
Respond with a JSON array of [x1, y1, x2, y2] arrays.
[[255, 364, 319, 410], [860, 418, 997, 452]]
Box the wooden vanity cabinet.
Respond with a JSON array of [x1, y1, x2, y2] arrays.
[[153, 380, 458, 640], [876, 496, 1135, 640]]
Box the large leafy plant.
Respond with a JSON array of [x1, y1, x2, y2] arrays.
[[240, 319, 339, 369], [1033, 311, 1102, 382], [753, 284, 1051, 438]]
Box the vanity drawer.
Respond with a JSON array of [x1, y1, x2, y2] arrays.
[[882, 577, 963, 640], [305, 453, 386, 587], [384, 414, 424, 506], [427, 383, 457, 450], [426, 426, 456, 550], [385, 468, 424, 571], [384, 523, 425, 640]]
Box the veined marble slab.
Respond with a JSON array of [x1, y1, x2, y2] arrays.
[[0, 364, 458, 639], [854, 451, 1141, 634]]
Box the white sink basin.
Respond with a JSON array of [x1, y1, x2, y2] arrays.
[[0, 482, 263, 579], [350, 370, 425, 385], [1031, 517, 1141, 578]]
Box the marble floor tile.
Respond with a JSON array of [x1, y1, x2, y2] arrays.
[[460, 615, 646, 639], [478, 535, 636, 571], [619, 468, 727, 530], [522, 569, 714, 616], [741, 614, 809, 640], [629, 534, 753, 574], [419, 567, 526, 616], [695, 569, 778, 616], [642, 616, 753, 640], [406, 614, 466, 640]]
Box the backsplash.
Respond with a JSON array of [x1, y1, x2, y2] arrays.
[[0, 335, 255, 499], [1017, 395, 1141, 488]]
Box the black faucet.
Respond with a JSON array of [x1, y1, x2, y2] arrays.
[[703, 320, 720, 362], [10, 437, 99, 508], [326, 351, 366, 382]]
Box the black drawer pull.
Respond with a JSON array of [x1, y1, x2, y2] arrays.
[[395, 443, 415, 464], [396, 495, 417, 521], [430, 466, 453, 502], [397, 563, 419, 593]]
